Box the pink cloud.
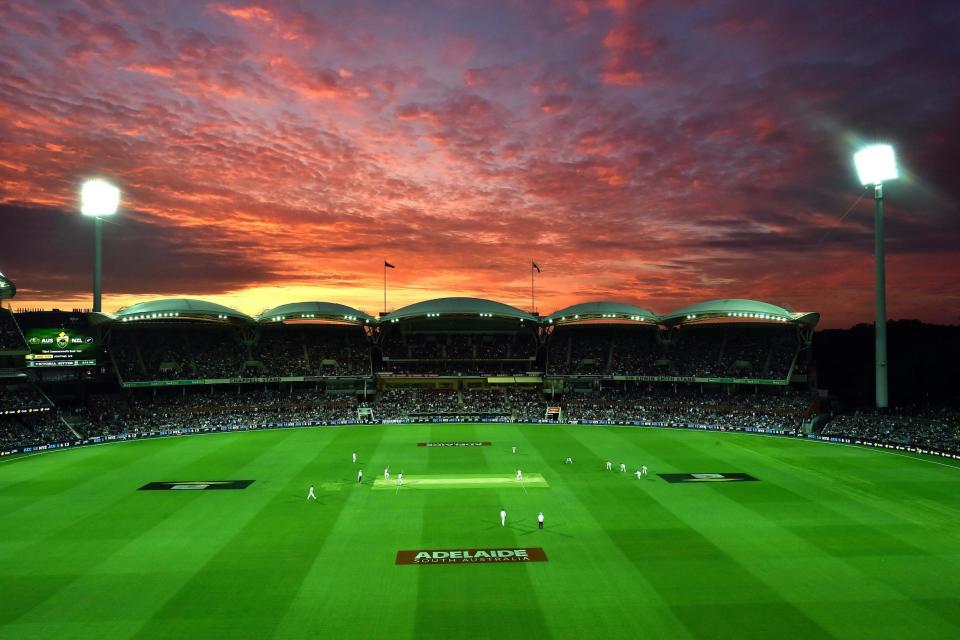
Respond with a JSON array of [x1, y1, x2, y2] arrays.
[[0, 0, 956, 328]]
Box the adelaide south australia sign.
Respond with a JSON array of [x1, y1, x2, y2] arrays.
[[396, 548, 548, 565]]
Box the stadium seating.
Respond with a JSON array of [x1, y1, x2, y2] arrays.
[[0, 382, 68, 449], [378, 331, 538, 376], [547, 324, 800, 379], [0, 309, 27, 351], [821, 409, 960, 454]]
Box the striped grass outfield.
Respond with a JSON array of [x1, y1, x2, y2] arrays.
[[371, 473, 549, 489], [1, 423, 960, 639]]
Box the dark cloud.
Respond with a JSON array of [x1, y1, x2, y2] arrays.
[[0, 202, 283, 298]]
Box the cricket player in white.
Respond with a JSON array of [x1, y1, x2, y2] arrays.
[[384, 467, 390, 480], [516, 468, 523, 481], [352, 452, 357, 463], [357, 469, 363, 483], [564, 456, 573, 464], [307, 485, 317, 500], [620, 463, 627, 472], [397, 473, 403, 486], [641, 464, 648, 476], [512, 446, 517, 454], [635, 470, 642, 480], [606, 460, 612, 470], [500, 509, 507, 526], [538, 512, 544, 529]]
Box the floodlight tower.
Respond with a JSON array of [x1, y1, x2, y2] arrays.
[[853, 144, 898, 409], [80, 179, 120, 313]]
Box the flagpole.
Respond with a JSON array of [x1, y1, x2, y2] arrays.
[[531, 263, 535, 313], [383, 261, 387, 315]]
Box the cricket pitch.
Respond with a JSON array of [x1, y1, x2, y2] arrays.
[[372, 473, 549, 490]]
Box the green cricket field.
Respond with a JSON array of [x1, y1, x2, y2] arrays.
[[1, 423, 959, 639]]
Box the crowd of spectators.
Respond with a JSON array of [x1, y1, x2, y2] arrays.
[[0, 412, 74, 450], [821, 407, 960, 454], [1, 382, 72, 449], [562, 387, 812, 431], [111, 328, 197, 381], [378, 361, 533, 376], [1, 380, 818, 450], [112, 326, 371, 381], [374, 388, 462, 418], [369, 386, 810, 429], [505, 388, 550, 422], [112, 327, 247, 381], [137, 329, 193, 378], [72, 389, 360, 437], [8, 384, 958, 460], [379, 332, 538, 375], [305, 335, 370, 376], [608, 330, 664, 375], [255, 329, 310, 375], [373, 387, 548, 421], [0, 309, 27, 351], [548, 331, 610, 375], [548, 326, 800, 379], [107, 323, 805, 382], [381, 332, 536, 360], [0, 383, 51, 412], [190, 331, 243, 379]]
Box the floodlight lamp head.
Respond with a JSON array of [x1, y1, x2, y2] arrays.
[[854, 144, 897, 186], [80, 179, 120, 216]]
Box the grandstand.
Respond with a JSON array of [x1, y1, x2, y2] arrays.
[[546, 302, 661, 376], [377, 297, 540, 376], [0, 273, 26, 356], [0, 294, 830, 454], [1, 291, 955, 458], [108, 299, 373, 384], [0, 307, 28, 354]]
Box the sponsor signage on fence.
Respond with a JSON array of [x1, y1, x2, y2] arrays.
[[396, 547, 547, 565], [607, 375, 788, 385], [121, 375, 369, 388], [416, 441, 492, 447]]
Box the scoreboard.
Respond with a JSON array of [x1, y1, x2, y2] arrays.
[[24, 328, 97, 367]]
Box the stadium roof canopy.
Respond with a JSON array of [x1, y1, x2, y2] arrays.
[[115, 298, 253, 324], [660, 299, 819, 326], [382, 297, 537, 323], [545, 301, 657, 325], [0, 271, 15, 299], [258, 301, 375, 325]]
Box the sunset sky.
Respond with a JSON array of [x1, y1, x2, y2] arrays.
[[1, 0, 958, 327]]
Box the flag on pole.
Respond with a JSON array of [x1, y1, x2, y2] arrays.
[[384, 261, 396, 268], [532, 261, 541, 273]]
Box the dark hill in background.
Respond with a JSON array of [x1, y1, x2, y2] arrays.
[[814, 320, 960, 409]]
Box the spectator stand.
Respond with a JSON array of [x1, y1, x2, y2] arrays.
[[820, 407, 960, 456], [375, 297, 542, 378], [256, 302, 375, 379], [658, 299, 817, 385], [544, 301, 659, 377], [0, 268, 26, 370], [0, 304, 29, 373], [107, 299, 375, 388], [107, 299, 252, 383]]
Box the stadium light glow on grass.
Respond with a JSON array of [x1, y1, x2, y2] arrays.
[[80, 178, 120, 313]]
